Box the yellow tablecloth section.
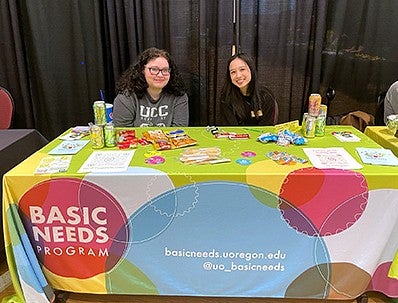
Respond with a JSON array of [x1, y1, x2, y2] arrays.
[[3, 126, 398, 303], [364, 126, 398, 156]]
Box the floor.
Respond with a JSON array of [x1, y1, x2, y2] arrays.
[[0, 258, 395, 303]]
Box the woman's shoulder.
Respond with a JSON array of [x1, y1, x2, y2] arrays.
[[388, 81, 398, 92], [115, 91, 139, 102]]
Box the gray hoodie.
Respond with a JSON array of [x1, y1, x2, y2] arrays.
[[113, 92, 189, 127]]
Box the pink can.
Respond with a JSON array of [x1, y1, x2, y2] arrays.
[[308, 93, 322, 116]]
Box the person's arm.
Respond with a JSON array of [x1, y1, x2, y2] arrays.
[[171, 93, 189, 126], [112, 93, 136, 127], [384, 81, 398, 124]]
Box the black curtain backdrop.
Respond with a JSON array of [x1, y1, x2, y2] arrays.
[[321, 0, 398, 117], [1, 0, 398, 140]]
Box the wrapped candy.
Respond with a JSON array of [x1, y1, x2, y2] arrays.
[[257, 133, 278, 143], [257, 130, 306, 146]]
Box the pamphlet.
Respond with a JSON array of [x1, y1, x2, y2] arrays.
[[49, 140, 89, 155], [332, 131, 361, 142], [78, 150, 135, 173], [303, 147, 363, 170], [59, 126, 90, 140], [356, 147, 398, 166], [35, 155, 72, 174]]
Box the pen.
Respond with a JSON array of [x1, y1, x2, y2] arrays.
[[243, 127, 263, 133]]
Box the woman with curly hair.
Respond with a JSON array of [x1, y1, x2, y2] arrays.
[[113, 47, 189, 127], [219, 53, 278, 126]]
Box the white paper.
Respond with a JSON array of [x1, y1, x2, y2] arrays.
[[78, 150, 135, 173], [332, 131, 361, 142], [35, 156, 72, 174], [303, 147, 363, 170]]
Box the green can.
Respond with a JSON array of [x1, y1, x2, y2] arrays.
[[104, 122, 116, 147], [315, 115, 326, 137], [303, 115, 316, 138], [90, 124, 104, 149], [93, 101, 107, 126]]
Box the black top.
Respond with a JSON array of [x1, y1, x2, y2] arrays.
[[219, 89, 277, 126]]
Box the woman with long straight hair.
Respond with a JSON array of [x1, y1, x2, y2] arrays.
[[219, 53, 277, 126]]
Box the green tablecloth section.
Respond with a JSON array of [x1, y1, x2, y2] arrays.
[[3, 126, 398, 303]]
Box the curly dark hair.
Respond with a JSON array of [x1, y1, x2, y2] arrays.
[[116, 47, 186, 98]]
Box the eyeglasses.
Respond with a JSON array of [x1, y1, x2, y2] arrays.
[[146, 66, 171, 76]]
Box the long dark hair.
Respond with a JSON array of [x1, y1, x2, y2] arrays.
[[116, 47, 186, 98], [220, 53, 263, 121]]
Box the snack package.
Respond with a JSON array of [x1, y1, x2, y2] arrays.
[[117, 130, 138, 149], [166, 129, 197, 148], [206, 126, 237, 139], [143, 129, 197, 150], [228, 133, 250, 140], [266, 151, 307, 165], [142, 130, 171, 150], [180, 147, 223, 164]]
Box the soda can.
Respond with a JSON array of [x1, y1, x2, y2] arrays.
[[90, 124, 104, 149], [303, 115, 316, 138], [319, 104, 328, 117], [308, 93, 322, 116], [93, 101, 107, 126], [315, 115, 326, 137], [104, 122, 116, 147], [301, 113, 308, 133]]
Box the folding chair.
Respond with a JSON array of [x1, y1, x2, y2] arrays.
[[0, 86, 15, 129]]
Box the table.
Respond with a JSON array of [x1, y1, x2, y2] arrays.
[[364, 126, 398, 156], [0, 129, 48, 261], [3, 126, 398, 303]]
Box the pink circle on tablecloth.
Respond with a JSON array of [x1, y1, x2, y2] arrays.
[[279, 168, 368, 236], [18, 178, 128, 279]]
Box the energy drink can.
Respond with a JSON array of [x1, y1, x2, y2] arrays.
[[315, 115, 326, 137], [90, 124, 104, 149], [303, 115, 316, 138], [93, 101, 107, 126], [319, 104, 328, 117], [104, 123, 116, 147], [308, 93, 322, 116], [301, 113, 308, 133]]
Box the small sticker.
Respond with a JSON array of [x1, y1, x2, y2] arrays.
[[145, 156, 165, 164], [144, 151, 162, 158], [235, 158, 252, 166], [241, 151, 256, 158]]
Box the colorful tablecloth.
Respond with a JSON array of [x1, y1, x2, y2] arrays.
[[3, 126, 398, 303]]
